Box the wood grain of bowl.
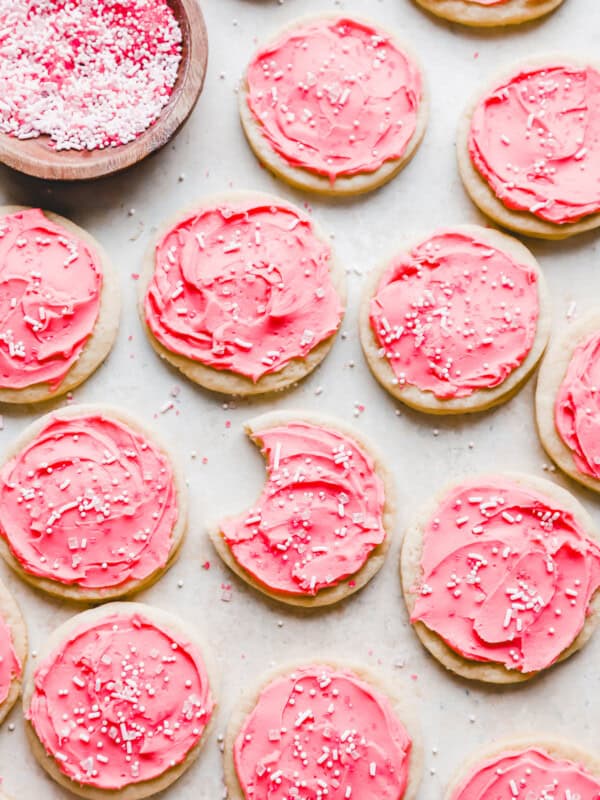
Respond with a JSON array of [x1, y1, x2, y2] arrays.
[[0, 0, 208, 181]]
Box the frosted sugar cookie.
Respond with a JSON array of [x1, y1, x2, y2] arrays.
[[360, 225, 550, 414], [239, 16, 427, 196], [414, 0, 564, 28], [401, 473, 600, 683], [141, 192, 345, 395], [458, 58, 600, 239], [224, 661, 422, 800], [23, 603, 216, 800], [0, 404, 186, 602], [210, 412, 394, 607], [0, 577, 26, 725], [537, 313, 600, 494], [0, 206, 119, 404], [446, 739, 600, 800]]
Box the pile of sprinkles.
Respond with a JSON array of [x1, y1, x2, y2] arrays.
[[0, 0, 183, 150]]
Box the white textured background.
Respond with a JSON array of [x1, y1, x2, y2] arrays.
[[0, 0, 599, 797]]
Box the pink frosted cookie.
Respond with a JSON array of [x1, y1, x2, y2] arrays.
[[458, 58, 600, 239], [0, 405, 186, 602], [413, 0, 564, 28], [23, 603, 216, 800], [210, 412, 394, 607], [224, 662, 422, 800], [0, 578, 27, 726], [446, 740, 600, 800], [401, 473, 600, 683], [360, 225, 550, 414], [537, 313, 600, 494], [0, 206, 119, 403], [239, 16, 427, 195], [141, 192, 345, 395]]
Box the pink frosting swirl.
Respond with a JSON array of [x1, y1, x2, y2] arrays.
[[0, 208, 103, 391], [0, 612, 20, 706], [245, 18, 423, 181], [468, 64, 600, 224], [410, 479, 600, 673], [0, 412, 179, 590], [144, 200, 343, 382], [234, 665, 412, 800], [449, 748, 600, 800], [555, 329, 600, 480], [221, 421, 386, 596], [27, 611, 214, 790], [369, 230, 539, 399]]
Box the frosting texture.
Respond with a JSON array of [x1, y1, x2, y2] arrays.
[[0, 612, 20, 706], [245, 18, 423, 181], [450, 748, 600, 800], [469, 64, 600, 224], [221, 422, 386, 596], [369, 231, 539, 399], [0, 412, 179, 590], [410, 479, 600, 673], [234, 665, 412, 800], [0, 209, 103, 391], [27, 611, 214, 789], [144, 201, 343, 382], [555, 329, 600, 480]]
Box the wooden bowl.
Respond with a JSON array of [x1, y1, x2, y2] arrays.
[[0, 0, 208, 181]]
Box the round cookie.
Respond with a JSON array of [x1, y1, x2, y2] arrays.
[[457, 57, 600, 240], [401, 472, 600, 683], [140, 191, 346, 396], [0, 206, 120, 404], [536, 312, 600, 493], [23, 602, 217, 800], [239, 15, 428, 196], [360, 225, 551, 414], [446, 737, 600, 799], [413, 0, 564, 28], [0, 403, 187, 602], [224, 660, 423, 800], [209, 411, 395, 608], [0, 577, 26, 725]]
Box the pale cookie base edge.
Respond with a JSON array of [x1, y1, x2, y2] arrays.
[[239, 14, 428, 197], [0, 403, 188, 602], [139, 190, 346, 396], [457, 56, 600, 240], [0, 577, 27, 726], [223, 659, 423, 800], [400, 471, 600, 684], [359, 224, 552, 414], [413, 0, 564, 28], [209, 410, 396, 608], [445, 736, 600, 799], [536, 312, 600, 493], [22, 602, 218, 800], [0, 206, 121, 404]]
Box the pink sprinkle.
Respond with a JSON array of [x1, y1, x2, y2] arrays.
[[202, 561, 211, 570]]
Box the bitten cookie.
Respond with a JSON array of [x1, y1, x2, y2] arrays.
[[210, 411, 395, 608], [0, 206, 119, 403], [457, 57, 600, 239], [23, 602, 216, 800], [0, 577, 26, 725], [224, 661, 422, 800], [360, 225, 551, 414], [140, 192, 345, 395], [536, 312, 600, 494], [446, 738, 600, 799], [239, 15, 428, 196], [401, 472, 600, 683], [413, 0, 564, 28], [0, 404, 187, 602]]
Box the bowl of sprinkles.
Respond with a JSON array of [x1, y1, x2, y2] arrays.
[[0, 0, 208, 180]]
